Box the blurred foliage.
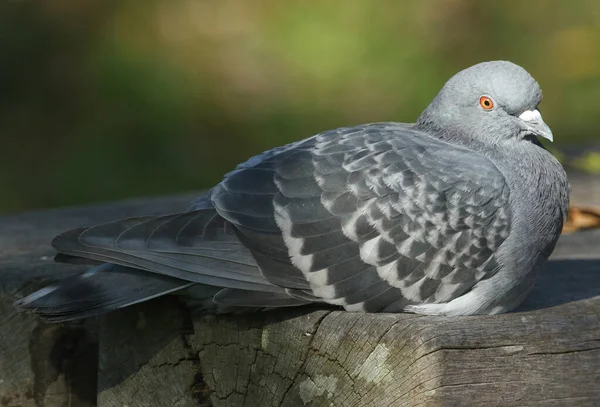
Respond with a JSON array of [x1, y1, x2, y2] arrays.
[[1, 0, 599, 213], [572, 152, 600, 173]]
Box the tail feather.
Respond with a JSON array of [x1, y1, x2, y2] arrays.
[[15, 264, 193, 322]]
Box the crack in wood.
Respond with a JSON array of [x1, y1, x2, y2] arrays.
[[276, 310, 332, 406]]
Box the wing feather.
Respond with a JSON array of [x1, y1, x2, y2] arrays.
[[213, 122, 511, 310]]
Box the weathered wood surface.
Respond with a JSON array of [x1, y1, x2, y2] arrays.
[[97, 298, 204, 407], [1, 178, 600, 406], [0, 195, 195, 407], [98, 257, 600, 407]]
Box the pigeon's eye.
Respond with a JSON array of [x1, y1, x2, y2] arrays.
[[479, 96, 495, 110]]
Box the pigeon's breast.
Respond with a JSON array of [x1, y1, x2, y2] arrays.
[[488, 141, 569, 259]]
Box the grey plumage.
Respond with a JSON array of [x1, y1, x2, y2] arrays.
[[16, 61, 570, 321]]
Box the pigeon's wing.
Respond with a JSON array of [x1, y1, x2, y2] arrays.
[[17, 206, 312, 321], [189, 139, 307, 211], [48, 209, 282, 292], [212, 122, 511, 311]]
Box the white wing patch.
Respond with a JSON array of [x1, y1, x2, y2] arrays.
[[360, 235, 383, 264], [275, 202, 349, 305], [274, 204, 314, 275], [376, 260, 400, 285]]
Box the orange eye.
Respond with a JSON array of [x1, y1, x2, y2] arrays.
[[479, 96, 494, 110]]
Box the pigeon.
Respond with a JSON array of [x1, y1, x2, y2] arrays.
[[16, 61, 570, 321]]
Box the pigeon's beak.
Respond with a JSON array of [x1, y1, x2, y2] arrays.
[[518, 109, 553, 142]]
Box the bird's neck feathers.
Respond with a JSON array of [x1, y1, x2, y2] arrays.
[[495, 138, 570, 223], [416, 99, 570, 237], [415, 101, 499, 152]]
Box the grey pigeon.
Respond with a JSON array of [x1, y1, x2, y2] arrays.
[[16, 61, 570, 321]]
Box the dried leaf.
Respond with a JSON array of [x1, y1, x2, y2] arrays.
[[562, 206, 600, 234]]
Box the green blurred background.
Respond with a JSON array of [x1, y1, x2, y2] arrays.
[[1, 0, 599, 214]]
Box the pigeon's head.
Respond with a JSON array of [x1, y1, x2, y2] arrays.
[[417, 61, 553, 145]]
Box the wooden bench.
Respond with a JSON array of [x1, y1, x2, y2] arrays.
[[1, 183, 599, 406]]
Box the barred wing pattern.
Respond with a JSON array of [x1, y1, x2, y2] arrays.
[[213, 123, 511, 312]]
